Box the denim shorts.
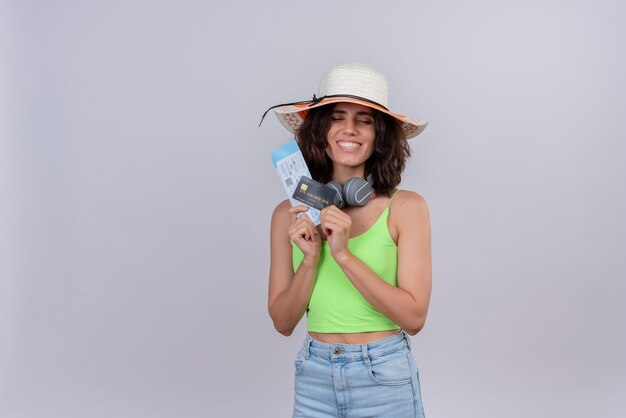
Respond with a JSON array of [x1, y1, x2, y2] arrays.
[[292, 331, 425, 418]]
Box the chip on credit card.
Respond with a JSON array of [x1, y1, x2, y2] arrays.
[[292, 176, 337, 210]]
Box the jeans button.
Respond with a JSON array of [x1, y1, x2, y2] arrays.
[[333, 347, 342, 355]]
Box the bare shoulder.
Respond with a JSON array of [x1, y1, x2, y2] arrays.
[[390, 190, 429, 215], [272, 199, 291, 218], [389, 190, 430, 231], [271, 199, 292, 231]]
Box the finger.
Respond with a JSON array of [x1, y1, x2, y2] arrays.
[[322, 219, 350, 237], [320, 206, 345, 223], [322, 219, 339, 231], [300, 213, 318, 231], [289, 205, 309, 215], [319, 206, 332, 221], [292, 221, 317, 242], [289, 217, 313, 237], [321, 205, 342, 216], [304, 224, 316, 241], [296, 222, 309, 240], [326, 210, 352, 228], [295, 215, 317, 234], [320, 212, 343, 228], [311, 226, 321, 242], [289, 205, 309, 223]]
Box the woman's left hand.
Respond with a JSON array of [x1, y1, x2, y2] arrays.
[[319, 205, 352, 260]]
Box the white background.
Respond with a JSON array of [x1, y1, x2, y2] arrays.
[[1, 1, 625, 417]]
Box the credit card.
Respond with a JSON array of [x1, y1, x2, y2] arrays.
[[292, 176, 337, 210]]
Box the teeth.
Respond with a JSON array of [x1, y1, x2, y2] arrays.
[[338, 141, 360, 149]]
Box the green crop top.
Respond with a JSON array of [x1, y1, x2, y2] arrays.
[[291, 189, 401, 333]]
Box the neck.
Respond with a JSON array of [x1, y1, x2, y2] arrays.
[[332, 165, 365, 185]]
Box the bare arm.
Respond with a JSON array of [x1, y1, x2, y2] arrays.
[[267, 201, 321, 336], [320, 191, 432, 335]]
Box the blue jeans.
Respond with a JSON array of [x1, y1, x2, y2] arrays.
[[293, 331, 425, 418]]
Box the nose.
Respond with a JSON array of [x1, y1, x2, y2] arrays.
[[343, 118, 356, 135]]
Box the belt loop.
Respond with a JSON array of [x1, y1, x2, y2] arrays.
[[303, 335, 312, 359], [361, 344, 371, 368], [403, 330, 412, 349]]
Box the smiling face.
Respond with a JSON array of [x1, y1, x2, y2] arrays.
[[325, 102, 376, 177]]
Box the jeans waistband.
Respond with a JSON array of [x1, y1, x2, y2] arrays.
[[300, 331, 410, 362]]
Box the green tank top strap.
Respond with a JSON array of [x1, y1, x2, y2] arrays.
[[386, 189, 401, 208]]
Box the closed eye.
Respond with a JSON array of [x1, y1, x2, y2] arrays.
[[331, 110, 373, 124]]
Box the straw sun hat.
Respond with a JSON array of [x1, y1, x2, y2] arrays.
[[261, 63, 427, 139]]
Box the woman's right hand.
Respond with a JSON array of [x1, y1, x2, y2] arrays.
[[288, 205, 321, 262]]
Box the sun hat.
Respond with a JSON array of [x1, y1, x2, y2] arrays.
[[260, 63, 428, 139]]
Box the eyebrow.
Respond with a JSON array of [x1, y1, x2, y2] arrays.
[[331, 109, 374, 117]]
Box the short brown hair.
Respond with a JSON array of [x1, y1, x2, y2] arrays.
[[296, 104, 411, 196]]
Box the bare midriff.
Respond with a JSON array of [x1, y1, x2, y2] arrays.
[[308, 329, 401, 344]]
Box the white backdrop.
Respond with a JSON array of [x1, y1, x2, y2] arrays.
[[1, 1, 625, 417]]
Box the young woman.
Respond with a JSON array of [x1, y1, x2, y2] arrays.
[[266, 63, 432, 418]]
